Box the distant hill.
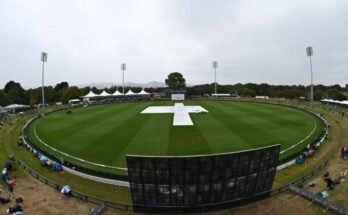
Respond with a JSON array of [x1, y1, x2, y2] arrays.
[[78, 81, 167, 89]]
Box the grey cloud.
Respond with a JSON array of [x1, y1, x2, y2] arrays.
[[0, 0, 347, 88]]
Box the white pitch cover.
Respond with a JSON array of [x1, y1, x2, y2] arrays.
[[141, 103, 208, 126]]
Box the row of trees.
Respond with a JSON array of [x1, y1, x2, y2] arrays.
[[187, 83, 348, 100], [0, 81, 167, 106], [0, 79, 347, 107]]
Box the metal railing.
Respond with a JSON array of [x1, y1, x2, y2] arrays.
[[271, 160, 329, 195]]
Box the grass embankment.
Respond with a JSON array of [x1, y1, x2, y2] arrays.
[[272, 101, 342, 189], [307, 105, 348, 207]]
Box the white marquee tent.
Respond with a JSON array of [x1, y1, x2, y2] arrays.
[[81, 89, 150, 100], [0, 105, 6, 113], [4, 104, 30, 111], [320, 99, 348, 106], [137, 89, 150, 95], [112, 90, 123, 96], [125, 89, 135, 95], [82, 91, 99, 98], [99, 90, 111, 97]]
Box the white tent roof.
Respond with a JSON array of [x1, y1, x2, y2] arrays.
[[0, 105, 5, 112], [5, 104, 29, 109], [137, 89, 150, 95], [99, 90, 111, 97], [321, 99, 348, 105], [82, 91, 99, 98], [125, 89, 135, 95], [112, 90, 123, 96]]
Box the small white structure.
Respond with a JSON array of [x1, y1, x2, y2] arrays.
[[255, 96, 269, 99], [171, 94, 185, 101], [68, 99, 81, 106], [0, 105, 6, 114], [211, 93, 230, 97], [141, 103, 208, 126], [5, 104, 29, 111]]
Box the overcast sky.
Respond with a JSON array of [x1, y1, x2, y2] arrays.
[[1, 0, 347, 88]]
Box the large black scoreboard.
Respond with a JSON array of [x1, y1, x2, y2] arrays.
[[127, 145, 280, 212]]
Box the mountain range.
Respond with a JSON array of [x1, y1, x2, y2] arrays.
[[78, 81, 167, 89]]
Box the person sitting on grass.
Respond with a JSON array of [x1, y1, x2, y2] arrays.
[[0, 189, 10, 204], [6, 197, 23, 214], [61, 185, 72, 196]]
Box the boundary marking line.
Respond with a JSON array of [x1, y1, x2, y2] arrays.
[[33, 118, 318, 170], [33, 122, 127, 171]]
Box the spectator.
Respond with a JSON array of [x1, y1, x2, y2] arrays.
[[61, 185, 72, 196], [341, 147, 345, 159], [5, 161, 13, 171], [0, 189, 10, 204], [1, 168, 8, 182], [6, 197, 23, 214], [325, 177, 334, 190], [6, 178, 16, 200]]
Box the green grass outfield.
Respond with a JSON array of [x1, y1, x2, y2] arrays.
[[26, 101, 324, 172]]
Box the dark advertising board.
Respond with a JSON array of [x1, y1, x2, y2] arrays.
[[127, 145, 280, 212]]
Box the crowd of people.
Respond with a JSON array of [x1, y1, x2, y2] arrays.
[[0, 156, 24, 214]]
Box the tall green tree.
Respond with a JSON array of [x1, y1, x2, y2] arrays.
[[63, 86, 82, 103], [3, 81, 26, 104], [54, 82, 69, 102], [0, 90, 12, 106], [54, 82, 69, 92], [165, 72, 186, 89]]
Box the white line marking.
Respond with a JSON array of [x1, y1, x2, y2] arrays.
[[32, 115, 319, 170], [33, 122, 127, 171], [280, 120, 317, 154]]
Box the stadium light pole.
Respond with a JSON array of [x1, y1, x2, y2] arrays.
[[306, 47, 314, 102], [121, 63, 126, 95], [212, 61, 218, 98], [41, 52, 47, 108]]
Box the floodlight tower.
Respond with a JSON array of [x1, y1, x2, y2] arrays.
[[306, 47, 314, 102], [212, 61, 218, 98], [41, 52, 47, 107], [121, 63, 126, 95]]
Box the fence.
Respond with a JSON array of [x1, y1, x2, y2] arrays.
[[271, 160, 329, 195], [17, 160, 132, 211], [18, 158, 329, 212], [289, 185, 347, 215]]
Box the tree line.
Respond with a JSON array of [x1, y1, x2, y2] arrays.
[[187, 83, 348, 100], [0, 80, 347, 107]]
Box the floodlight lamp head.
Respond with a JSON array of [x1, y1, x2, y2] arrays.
[[213, 61, 218, 69], [306, 47, 313, 57], [41, 52, 47, 62], [121, 63, 126, 70]]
